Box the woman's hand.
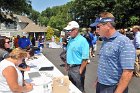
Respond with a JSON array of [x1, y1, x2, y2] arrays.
[[24, 83, 33, 92], [25, 66, 30, 71]]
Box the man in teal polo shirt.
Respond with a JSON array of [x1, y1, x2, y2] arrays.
[[64, 21, 89, 93]]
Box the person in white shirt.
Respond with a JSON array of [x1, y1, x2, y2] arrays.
[[0, 48, 33, 93]]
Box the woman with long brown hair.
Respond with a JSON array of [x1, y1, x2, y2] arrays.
[[0, 36, 12, 61]]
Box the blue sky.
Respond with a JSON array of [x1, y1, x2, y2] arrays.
[[30, 0, 71, 12]]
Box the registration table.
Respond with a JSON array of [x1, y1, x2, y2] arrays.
[[24, 53, 82, 93]]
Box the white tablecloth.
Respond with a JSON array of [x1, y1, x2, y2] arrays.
[[24, 53, 82, 93]]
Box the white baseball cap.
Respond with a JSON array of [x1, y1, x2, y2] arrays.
[[64, 21, 79, 31]]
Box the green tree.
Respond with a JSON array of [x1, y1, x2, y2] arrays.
[[37, 0, 140, 30], [72, 0, 105, 27], [129, 16, 139, 25], [38, 15, 49, 26], [29, 9, 40, 24], [36, 1, 74, 38], [46, 26, 54, 40], [72, 0, 140, 28], [0, 0, 32, 14]]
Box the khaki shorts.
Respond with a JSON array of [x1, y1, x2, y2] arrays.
[[136, 50, 140, 61], [136, 50, 140, 55]]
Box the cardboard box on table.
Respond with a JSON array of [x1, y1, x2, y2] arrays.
[[52, 76, 70, 93]]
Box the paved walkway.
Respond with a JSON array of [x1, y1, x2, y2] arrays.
[[42, 41, 140, 93]]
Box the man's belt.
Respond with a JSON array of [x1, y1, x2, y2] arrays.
[[137, 48, 140, 50], [68, 64, 81, 67]]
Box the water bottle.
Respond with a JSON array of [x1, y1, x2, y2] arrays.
[[40, 46, 43, 52], [43, 83, 48, 93]]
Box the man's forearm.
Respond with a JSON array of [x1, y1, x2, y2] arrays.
[[114, 70, 133, 93], [79, 59, 88, 74]]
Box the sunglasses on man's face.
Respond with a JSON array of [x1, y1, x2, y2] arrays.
[[66, 29, 75, 33], [66, 30, 72, 32]]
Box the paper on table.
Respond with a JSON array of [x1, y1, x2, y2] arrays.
[[28, 72, 41, 79], [32, 78, 44, 86], [25, 79, 33, 83], [28, 63, 37, 68]]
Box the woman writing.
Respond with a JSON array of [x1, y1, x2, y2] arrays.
[[0, 48, 33, 92]]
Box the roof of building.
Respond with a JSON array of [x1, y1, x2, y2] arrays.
[[20, 23, 47, 32], [16, 15, 34, 23], [17, 15, 47, 32]]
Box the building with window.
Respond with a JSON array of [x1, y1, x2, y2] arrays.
[[0, 12, 47, 38]]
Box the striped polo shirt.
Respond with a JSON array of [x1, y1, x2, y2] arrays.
[[97, 31, 136, 85]]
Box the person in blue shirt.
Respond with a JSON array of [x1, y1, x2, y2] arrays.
[[83, 28, 93, 63], [90, 12, 135, 93], [91, 31, 98, 57], [132, 25, 140, 50], [18, 36, 31, 49], [132, 25, 140, 76], [64, 21, 89, 93], [83, 28, 92, 47]]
